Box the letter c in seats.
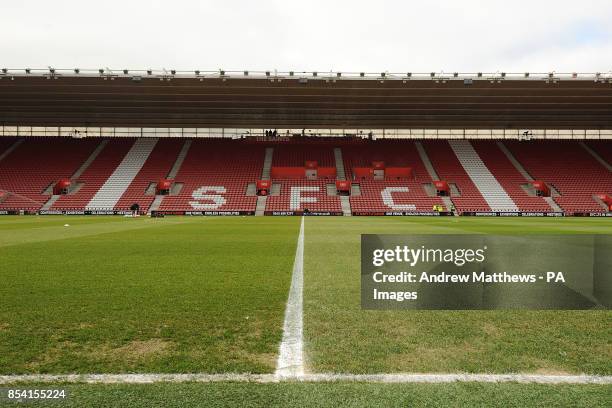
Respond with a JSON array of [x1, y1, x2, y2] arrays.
[[381, 187, 417, 211]]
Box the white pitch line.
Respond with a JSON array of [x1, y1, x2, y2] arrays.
[[301, 373, 612, 384], [0, 374, 273, 384], [275, 216, 305, 379], [0, 373, 611, 385]]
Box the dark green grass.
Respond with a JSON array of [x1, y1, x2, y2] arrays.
[[0, 216, 300, 374], [304, 217, 612, 374], [1, 382, 610, 408]]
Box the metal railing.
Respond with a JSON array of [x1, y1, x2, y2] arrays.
[[1, 68, 612, 82], [1, 127, 611, 139]]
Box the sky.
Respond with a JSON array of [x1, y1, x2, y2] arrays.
[[1, 0, 612, 73]]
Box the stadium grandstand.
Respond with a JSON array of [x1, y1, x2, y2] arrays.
[[0, 69, 611, 217]]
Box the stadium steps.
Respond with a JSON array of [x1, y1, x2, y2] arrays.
[[167, 139, 192, 179], [86, 138, 158, 210], [497, 141, 562, 212], [148, 195, 165, 214], [326, 183, 337, 196], [580, 142, 612, 171], [416, 141, 454, 212], [246, 183, 257, 196], [340, 196, 352, 216], [255, 195, 267, 215], [542, 196, 563, 212], [72, 139, 108, 179], [255, 147, 274, 216], [334, 148, 346, 180], [449, 140, 518, 212], [333, 147, 352, 215], [415, 142, 440, 180], [440, 196, 456, 214], [0, 138, 24, 163], [149, 139, 192, 213], [40, 194, 61, 211], [496, 141, 534, 181], [261, 147, 274, 179]]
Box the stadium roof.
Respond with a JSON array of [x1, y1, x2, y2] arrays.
[[1, 69, 611, 129]]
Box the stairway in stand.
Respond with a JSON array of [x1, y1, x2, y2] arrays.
[[449, 140, 518, 212], [334, 147, 351, 216], [148, 139, 192, 214], [86, 138, 158, 210], [256, 147, 274, 216]]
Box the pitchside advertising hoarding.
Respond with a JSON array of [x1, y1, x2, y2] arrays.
[[361, 234, 612, 310]]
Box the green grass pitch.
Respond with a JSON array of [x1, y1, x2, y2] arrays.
[[0, 215, 610, 406], [0, 216, 300, 374], [304, 217, 612, 375]]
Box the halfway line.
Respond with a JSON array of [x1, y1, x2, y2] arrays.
[[275, 216, 305, 379]]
